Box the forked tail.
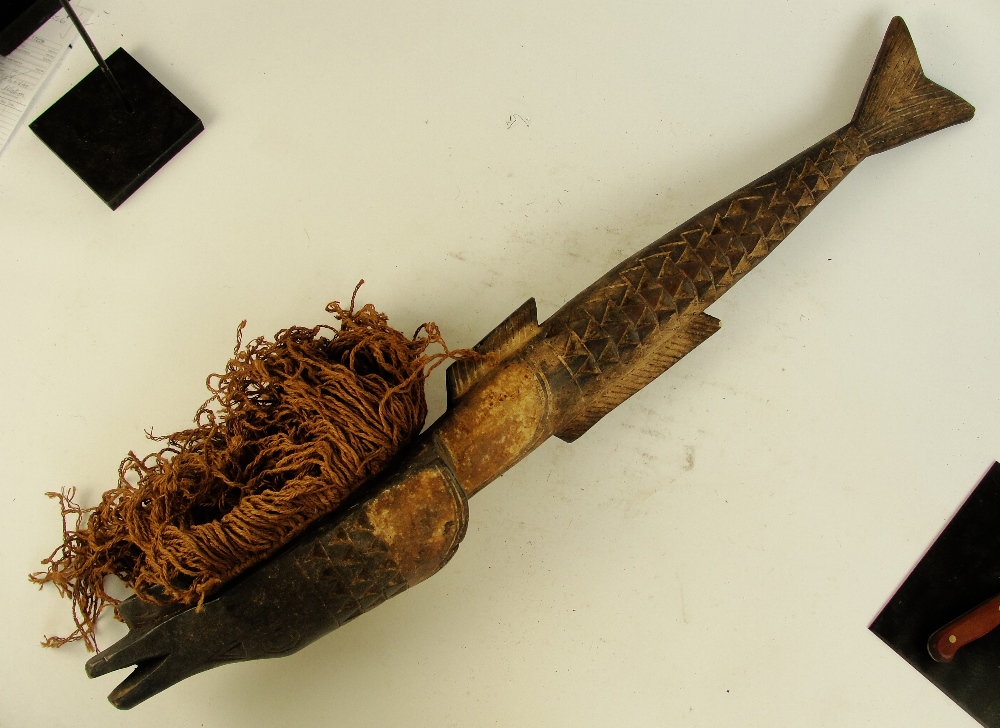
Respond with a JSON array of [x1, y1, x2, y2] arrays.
[[853, 16, 974, 154]]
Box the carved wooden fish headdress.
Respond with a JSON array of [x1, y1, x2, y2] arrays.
[[64, 17, 974, 708]]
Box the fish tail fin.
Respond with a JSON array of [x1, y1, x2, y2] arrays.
[[852, 17, 974, 154]]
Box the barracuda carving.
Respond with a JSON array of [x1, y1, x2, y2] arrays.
[[85, 17, 973, 708]]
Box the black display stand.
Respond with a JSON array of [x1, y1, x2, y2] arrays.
[[31, 48, 204, 209], [29, 0, 203, 209], [871, 462, 1000, 728]]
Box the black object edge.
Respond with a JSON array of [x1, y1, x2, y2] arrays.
[[870, 462, 1000, 728], [0, 0, 60, 56]]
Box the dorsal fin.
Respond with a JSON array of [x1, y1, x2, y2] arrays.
[[555, 313, 721, 443], [446, 298, 541, 406]]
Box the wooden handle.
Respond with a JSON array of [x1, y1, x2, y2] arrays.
[[928, 593, 1000, 663]]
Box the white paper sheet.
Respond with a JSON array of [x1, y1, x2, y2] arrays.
[[0, 6, 92, 157]]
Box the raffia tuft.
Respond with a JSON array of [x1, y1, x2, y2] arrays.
[[31, 285, 472, 650]]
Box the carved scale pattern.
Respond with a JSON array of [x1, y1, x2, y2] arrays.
[[546, 127, 870, 385], [294, 510, 407, 628]]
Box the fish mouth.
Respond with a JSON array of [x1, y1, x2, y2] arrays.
[[84, 647, 179, 711]]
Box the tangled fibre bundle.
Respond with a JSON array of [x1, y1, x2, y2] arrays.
[[31, 286, 473, 650]]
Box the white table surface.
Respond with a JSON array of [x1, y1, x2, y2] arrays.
[[2, 1, 998, 726]]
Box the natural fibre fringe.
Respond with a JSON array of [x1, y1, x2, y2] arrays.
[[31, 285, 474, 650]]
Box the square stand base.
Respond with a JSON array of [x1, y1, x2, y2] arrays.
[[871, 462, 1000, 728], [30, 47, 203, 210]]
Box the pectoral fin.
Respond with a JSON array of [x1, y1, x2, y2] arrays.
[[555, 313, 721, 442]]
